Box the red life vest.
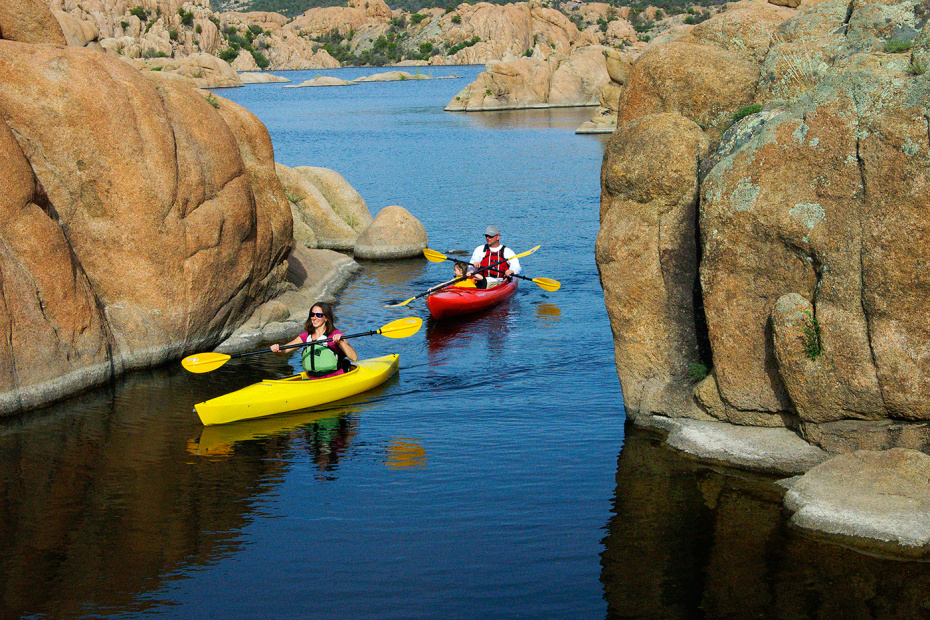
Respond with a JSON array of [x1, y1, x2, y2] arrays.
[[479, 244, 510, 278]]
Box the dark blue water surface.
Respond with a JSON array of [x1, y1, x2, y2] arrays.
[[3, 67, 929, 620], [0, 67, 626, 619]]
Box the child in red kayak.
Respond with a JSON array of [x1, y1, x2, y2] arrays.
[[452, 261, 483, 288]]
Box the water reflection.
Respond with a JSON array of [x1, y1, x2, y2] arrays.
[[0, 368, 278, 618], [425, 300, 516, 362], [602, 425, 930, 619], [385, 437, 427, 469], [450, 106, 598, 130], [534, 302, 561, 321]]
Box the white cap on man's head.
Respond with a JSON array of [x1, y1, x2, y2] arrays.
[[485, 225, 500, 236]]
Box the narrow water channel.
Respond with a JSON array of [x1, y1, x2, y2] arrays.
[[2, 66, 927, 620]]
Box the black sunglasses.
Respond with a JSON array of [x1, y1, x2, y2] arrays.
[[485, 234, 498, 238], [310, 312, 326, 318]]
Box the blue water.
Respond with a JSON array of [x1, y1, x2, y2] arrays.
[[5, 65, 927, 620], [0, 66, 628, 619]]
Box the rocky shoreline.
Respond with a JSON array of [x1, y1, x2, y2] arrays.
[[2, 0, 929, 559], [635, 415, 930, 557]]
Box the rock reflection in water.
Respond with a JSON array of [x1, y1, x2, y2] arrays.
[[454, 106, 598, 130], [0, 365, 385, 618], [601, 425, 930, 619]]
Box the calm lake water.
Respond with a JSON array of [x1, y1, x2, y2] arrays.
[[1, 66, 928, 619]]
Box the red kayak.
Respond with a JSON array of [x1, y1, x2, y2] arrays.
[[427, 279, 519, 320]]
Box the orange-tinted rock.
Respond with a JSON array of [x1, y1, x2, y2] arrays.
[[0, 0, 67, 45], [0, 41, 291, 413]]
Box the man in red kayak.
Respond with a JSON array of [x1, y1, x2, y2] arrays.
[[470, 225, 522, 288]]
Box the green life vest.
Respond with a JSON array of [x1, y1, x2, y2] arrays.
[[301, 342, 339, 375]]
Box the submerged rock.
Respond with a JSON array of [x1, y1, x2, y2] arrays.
[[354, 71, 430, 82], [283, 76, 354, 87]]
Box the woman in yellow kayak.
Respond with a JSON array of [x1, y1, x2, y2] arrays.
[[271, 302, 358, 378]]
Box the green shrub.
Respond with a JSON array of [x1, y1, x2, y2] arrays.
[[909, 60, 927, 75], [253, 51, 270, 69], [205, 93, 220, 109], [884, 38, 912, 53], [218, 48, 238, 63], [179, 9, 194, 26], [802, 310, 822, 360], [410, 13, 426, 24], [732, 103, 762, 123], [687, 362, 710, 383], [447, 35, 480, 55], [120, 20, 129, 29], [129, 6, 147, 21], [195, 24, 202, 34], [419, 42, 433, 55], [451, 14, 461, 23], [169, 29, 179, 41]]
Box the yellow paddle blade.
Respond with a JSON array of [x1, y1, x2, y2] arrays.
[[182, 352, 232, 373], [517, 245, 541, 259], [533, 277, 561, 292], [384, 296, 417, 308], [377, 316, 422, 338], [422, 248, 449, 263]]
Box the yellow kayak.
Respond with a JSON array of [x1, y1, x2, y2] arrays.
[[195, 354, 400, 426]]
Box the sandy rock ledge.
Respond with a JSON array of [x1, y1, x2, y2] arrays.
[[636, 415, 930, 558], [781, 449, 930, 557], [635, 414, 829, 475], [215, 245, 360, 353]]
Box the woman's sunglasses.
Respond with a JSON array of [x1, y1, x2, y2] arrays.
[[310, 312, 326, 318]]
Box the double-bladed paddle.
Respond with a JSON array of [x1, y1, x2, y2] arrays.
[[385, 246, 541, 307], [422, 247, 561, 292], [181, 317, 422, 374]]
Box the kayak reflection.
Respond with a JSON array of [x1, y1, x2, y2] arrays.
[[189, 374, 398, 468], [425, 300, 516, 362]]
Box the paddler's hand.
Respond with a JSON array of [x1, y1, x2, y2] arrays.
[[271, 344, 281, 353], [505, 269, 514, 276], [332, 333, 342, 343]]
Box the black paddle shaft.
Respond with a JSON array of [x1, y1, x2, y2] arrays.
[[401, 254, 517, 303], [232, 329, 377, 359]]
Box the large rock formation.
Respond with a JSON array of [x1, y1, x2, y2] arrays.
[[45, 0, 642, 72], [598, 0, 930, 554], [0, 10, 292, 413], [445, 45, 610, 110], [276, 163, 372, 251], [354, 205, 429, 259], [597, 0, 930, 454]]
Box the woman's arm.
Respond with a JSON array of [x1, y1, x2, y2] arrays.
[[270, 335, 302, 353], [332, 332, 358, 361]]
